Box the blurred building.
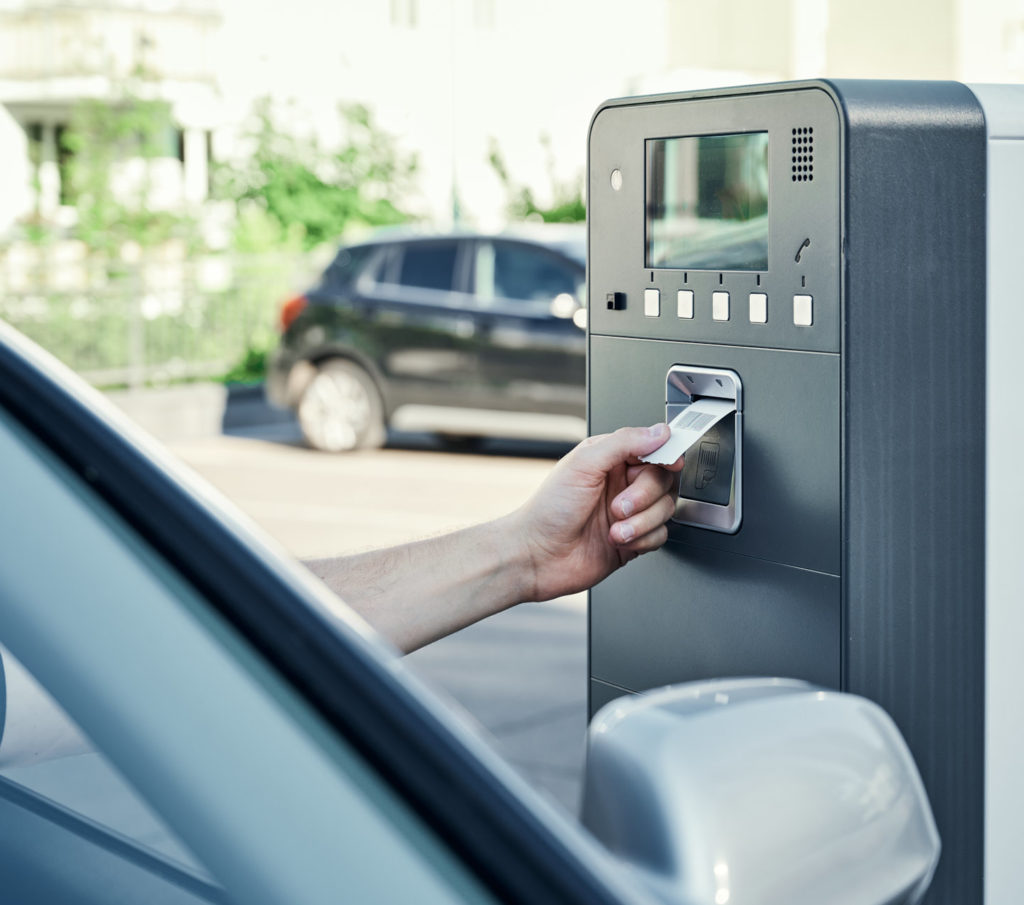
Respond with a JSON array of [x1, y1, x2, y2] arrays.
[[0, 0, 222, 234], [216, 0, 1024, 229], [650, 0, 1024, 88], [1, 0, 1022, 238], [211, 0, 667, 231]]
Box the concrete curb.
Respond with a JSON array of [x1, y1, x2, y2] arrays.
[[105, 383, 229, 443], [104, 382, 298, 444]]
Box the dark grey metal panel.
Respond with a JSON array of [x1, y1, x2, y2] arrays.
[[587, 80, 988, 905], [589, 336, 841, 576], [590, 546, 840, 707], [588, 84, 841, 354], [831, 79, 987, 905]]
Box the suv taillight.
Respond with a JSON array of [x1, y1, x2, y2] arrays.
[[279, 295, 308, 333]]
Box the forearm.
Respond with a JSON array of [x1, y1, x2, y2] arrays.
[[304, 513, 534, 653], [305, 425, 680, 653]]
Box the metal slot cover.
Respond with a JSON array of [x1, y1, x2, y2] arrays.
[[666, 365, 743, 534]]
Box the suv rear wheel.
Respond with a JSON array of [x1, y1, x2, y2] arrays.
[[297, 359, 386, 452]]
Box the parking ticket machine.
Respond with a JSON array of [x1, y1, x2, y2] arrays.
[[586, 81, 1024, 905]]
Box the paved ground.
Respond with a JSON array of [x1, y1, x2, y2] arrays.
[[112, 386, 590, 815]]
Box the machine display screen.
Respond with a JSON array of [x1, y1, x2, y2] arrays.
[[646, 132, 769, 271]]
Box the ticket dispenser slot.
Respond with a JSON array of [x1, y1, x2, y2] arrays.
[[666, 365, 742, 534]]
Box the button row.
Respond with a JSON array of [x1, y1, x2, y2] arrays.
[[642, 289, 813, 326]]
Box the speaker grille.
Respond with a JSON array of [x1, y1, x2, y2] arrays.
[[791, 127, 814, 182]]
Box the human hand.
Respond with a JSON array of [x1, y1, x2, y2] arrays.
[[511, 424, 684, 602]]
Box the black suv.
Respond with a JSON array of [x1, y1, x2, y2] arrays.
[[266, 227, 587, 451]]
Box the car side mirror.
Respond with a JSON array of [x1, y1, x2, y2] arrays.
[[547, 293, 587, 330], [581, 678, 939, 905], [550, 293, 580, 320]]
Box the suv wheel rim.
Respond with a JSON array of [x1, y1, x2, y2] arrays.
[[299, 368, 372, 452]]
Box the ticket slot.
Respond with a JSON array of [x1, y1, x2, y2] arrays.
[[665, 365, 742, 534]]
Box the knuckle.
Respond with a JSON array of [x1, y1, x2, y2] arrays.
[[647, 525, 669, 548], [658, 495, 677, 521], [630, 526, 668, 555]]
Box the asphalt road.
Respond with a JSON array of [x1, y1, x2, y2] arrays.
[[161, 413, 589, 815]]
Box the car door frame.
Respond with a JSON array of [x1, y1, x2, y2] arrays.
[[0, 324, 647, 905], [470, 238, 587, 417], [354, 237, 491, 413]]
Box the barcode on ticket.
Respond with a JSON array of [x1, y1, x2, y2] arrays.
[[639, 396, 736, 466], [676, 410, 714, 432]]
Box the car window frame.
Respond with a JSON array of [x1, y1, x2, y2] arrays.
[[472, 239, 585, 319], [366, 239, 481, 310], [321, 244, 377, 291], [0, 324, 645, 905]]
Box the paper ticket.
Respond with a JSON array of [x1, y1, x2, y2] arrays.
[[640, 398, 736, 465]]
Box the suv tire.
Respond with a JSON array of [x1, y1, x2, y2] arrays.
[[297, 359, 386, 452]]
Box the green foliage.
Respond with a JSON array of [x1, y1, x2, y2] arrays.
[[7, 90, 421, 389], [20, 216, 57, 246], [61, 81, 194, 255], [488, 135, 585, 224], [232, 205, 305, 255], [0, 254, 294, 390], [221, 339, 270, 384], [528, 195, 586, 223], [215, 99, 419, 251]]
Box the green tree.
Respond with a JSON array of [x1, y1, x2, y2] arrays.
[[61, 80, 193, 255], [217, 99, 419, 251], [488, 135, 585, 224]]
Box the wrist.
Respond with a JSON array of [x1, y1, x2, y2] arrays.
[[488, 510, 540, 606]]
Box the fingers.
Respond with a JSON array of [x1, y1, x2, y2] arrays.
[[613, 464, 676, 520], [574, 423, 673, 475], [608, 454, 679, 554], [619, 523, 669, 556], [567, 424, 682, 560], [609, 489, 676, 546]]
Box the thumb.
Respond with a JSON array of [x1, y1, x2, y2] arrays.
[[575, 423, 671, 474]]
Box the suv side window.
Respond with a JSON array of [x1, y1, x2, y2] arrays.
[[396, 242, 458, 292], [324, 246, 375, 289], [485, 242, 581, 306]]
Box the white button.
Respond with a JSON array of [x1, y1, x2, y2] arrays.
[[749, 292, 768, 324], [644, 288, 660, 317], [793, 294, 813, 326], [712, 291, 730, 321], [677, 289, 694, 318]]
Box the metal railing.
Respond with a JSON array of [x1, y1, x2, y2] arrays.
[[0, 246, 319, 388]]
